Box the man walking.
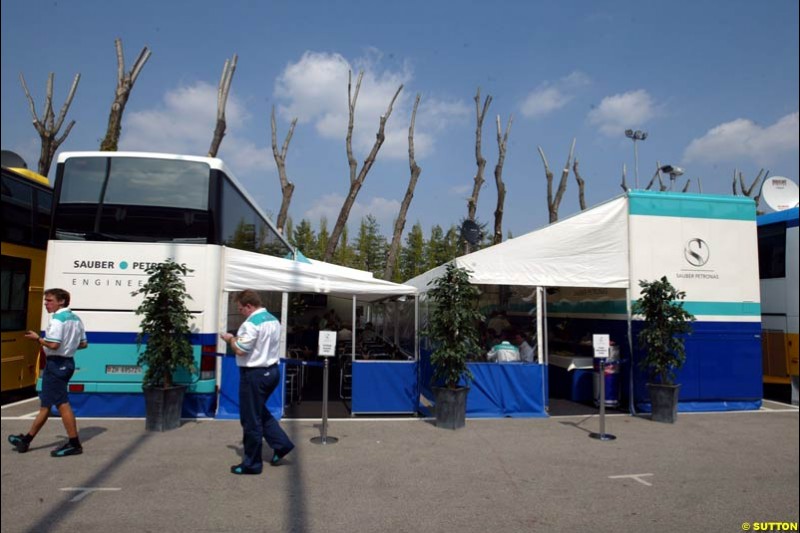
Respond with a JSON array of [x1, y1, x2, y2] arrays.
[[221, 290, 294, 475], [8, 288, 88, 456]]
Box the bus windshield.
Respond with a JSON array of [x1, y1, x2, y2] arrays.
[[55, 156, 211, 243], [53, 152, 294, 256]]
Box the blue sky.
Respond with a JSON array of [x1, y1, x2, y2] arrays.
[[2, 0, 798, 238]]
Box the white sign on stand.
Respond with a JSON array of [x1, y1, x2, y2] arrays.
[[318, 330, 337, 357], [593, 334, 610, 359]]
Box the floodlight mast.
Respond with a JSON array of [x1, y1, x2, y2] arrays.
[[625, 129, 648, 189]]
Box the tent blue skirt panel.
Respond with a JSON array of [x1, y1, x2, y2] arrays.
[[633, 321, 762, 412], [215, 356, 284, 420], [352, 361, 418, 414], [66, 392, 215, 418], [417, 348, 547, 418], [466, 363, 547, 418]]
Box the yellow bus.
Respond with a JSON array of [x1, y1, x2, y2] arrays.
[[1, 165, 52, 393]]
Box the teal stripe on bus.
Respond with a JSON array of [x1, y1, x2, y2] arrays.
[[628, 191, 756, 221]]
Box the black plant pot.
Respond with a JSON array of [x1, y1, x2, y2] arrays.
[[647, 383, 680, 424], [433, 386, 469, 430], [143, 385, 187, 431]]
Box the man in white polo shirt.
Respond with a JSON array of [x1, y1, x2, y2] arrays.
[[8, 288, 88, 457], [221, 290, 295, 475]]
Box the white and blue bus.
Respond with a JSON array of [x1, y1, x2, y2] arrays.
[[42, 151, 296, 417], [757, 207, 799, 400]]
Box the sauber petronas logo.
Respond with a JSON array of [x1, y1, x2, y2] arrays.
[[684, 238, 710, 267]]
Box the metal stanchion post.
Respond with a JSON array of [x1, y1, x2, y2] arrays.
[[312, 330, 338, 445], [590, 359, 616, 441]]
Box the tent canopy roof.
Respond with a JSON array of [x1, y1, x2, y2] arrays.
[[224, 247, 416, 302], [406, 196, 630, 292]]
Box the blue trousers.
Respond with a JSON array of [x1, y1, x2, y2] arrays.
[[239, 365, 294, 472], [40, 356, 75, 408]]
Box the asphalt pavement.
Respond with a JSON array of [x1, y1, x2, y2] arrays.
[[2, 397, 798, 533]]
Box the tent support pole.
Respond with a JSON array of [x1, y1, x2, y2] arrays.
[[414, 296, 419, 362], [352, 295, 357, 360], [537, 286, 547, 411], [394, 300, 400, 347], [627, 287, 637, 415], [280, 292, 289, 358]]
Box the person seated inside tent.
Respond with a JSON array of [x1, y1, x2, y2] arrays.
[[362, 321, 377, 343], [486, 330, 520, 362], [484, 328, 501, 351], [511, 330, 536, 363], [487, 310, 511, 335], [338, 325, 353, 342]]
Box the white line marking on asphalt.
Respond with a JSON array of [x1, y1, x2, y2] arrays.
[[609, 473, 654, 486], [60, 487, 121, 502], [1, 397, 38, 409]]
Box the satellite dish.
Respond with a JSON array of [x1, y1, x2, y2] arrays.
[[761, 176, 799, 212], [460, 219, 481, 246], [1, 150, 28, 169]]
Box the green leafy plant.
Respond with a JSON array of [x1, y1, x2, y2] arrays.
[[133, 259, 196, 388], [633, 276, 695, 386], [425, 263, 484, 388]]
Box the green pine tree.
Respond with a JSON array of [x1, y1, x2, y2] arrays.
[[401, 222, 426, 281], [292, 219, 317, 259]]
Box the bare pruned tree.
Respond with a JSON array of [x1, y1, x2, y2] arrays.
[[385, 94, 422, 280], [467, 89, 492, 222], [100, 38, 152, 151], [572, 157, 587, 211], [208, 54, 238, 157], [645, 162, 667, 191], [323, 71, 403, 262], [272, 105, 298, 234], [620, 164, 629, 192], [538, 138, 575, 223], [733, 168, 768, 207], [19, 72, 80, 177], [492, 114, 512, 245]]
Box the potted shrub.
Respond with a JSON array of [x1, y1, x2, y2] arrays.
[[133, 259, 196, 431], [633, 276, 695, 423], [425, 263, 483, 429]]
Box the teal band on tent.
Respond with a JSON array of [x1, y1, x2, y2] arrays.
[[629, 191, 756, 221], [548, 301, 628, 315], [629, 300, 761, 317]]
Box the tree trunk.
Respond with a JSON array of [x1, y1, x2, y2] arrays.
[[100, 39, 151, 151], [646, 162, 667, 191], [19, 72, 80, 177], [467, 89, 492, 221], [573, 158, 587, 210], [620, 163, 629, 192], [539, 138, 575, 223], [492, 114, 512, 245], [734, 168, 768, 214], [385, 94, 422, 280], [324, 71, 402, 262], [208, 54, 238, 157], [272, 106, 298, 233]]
